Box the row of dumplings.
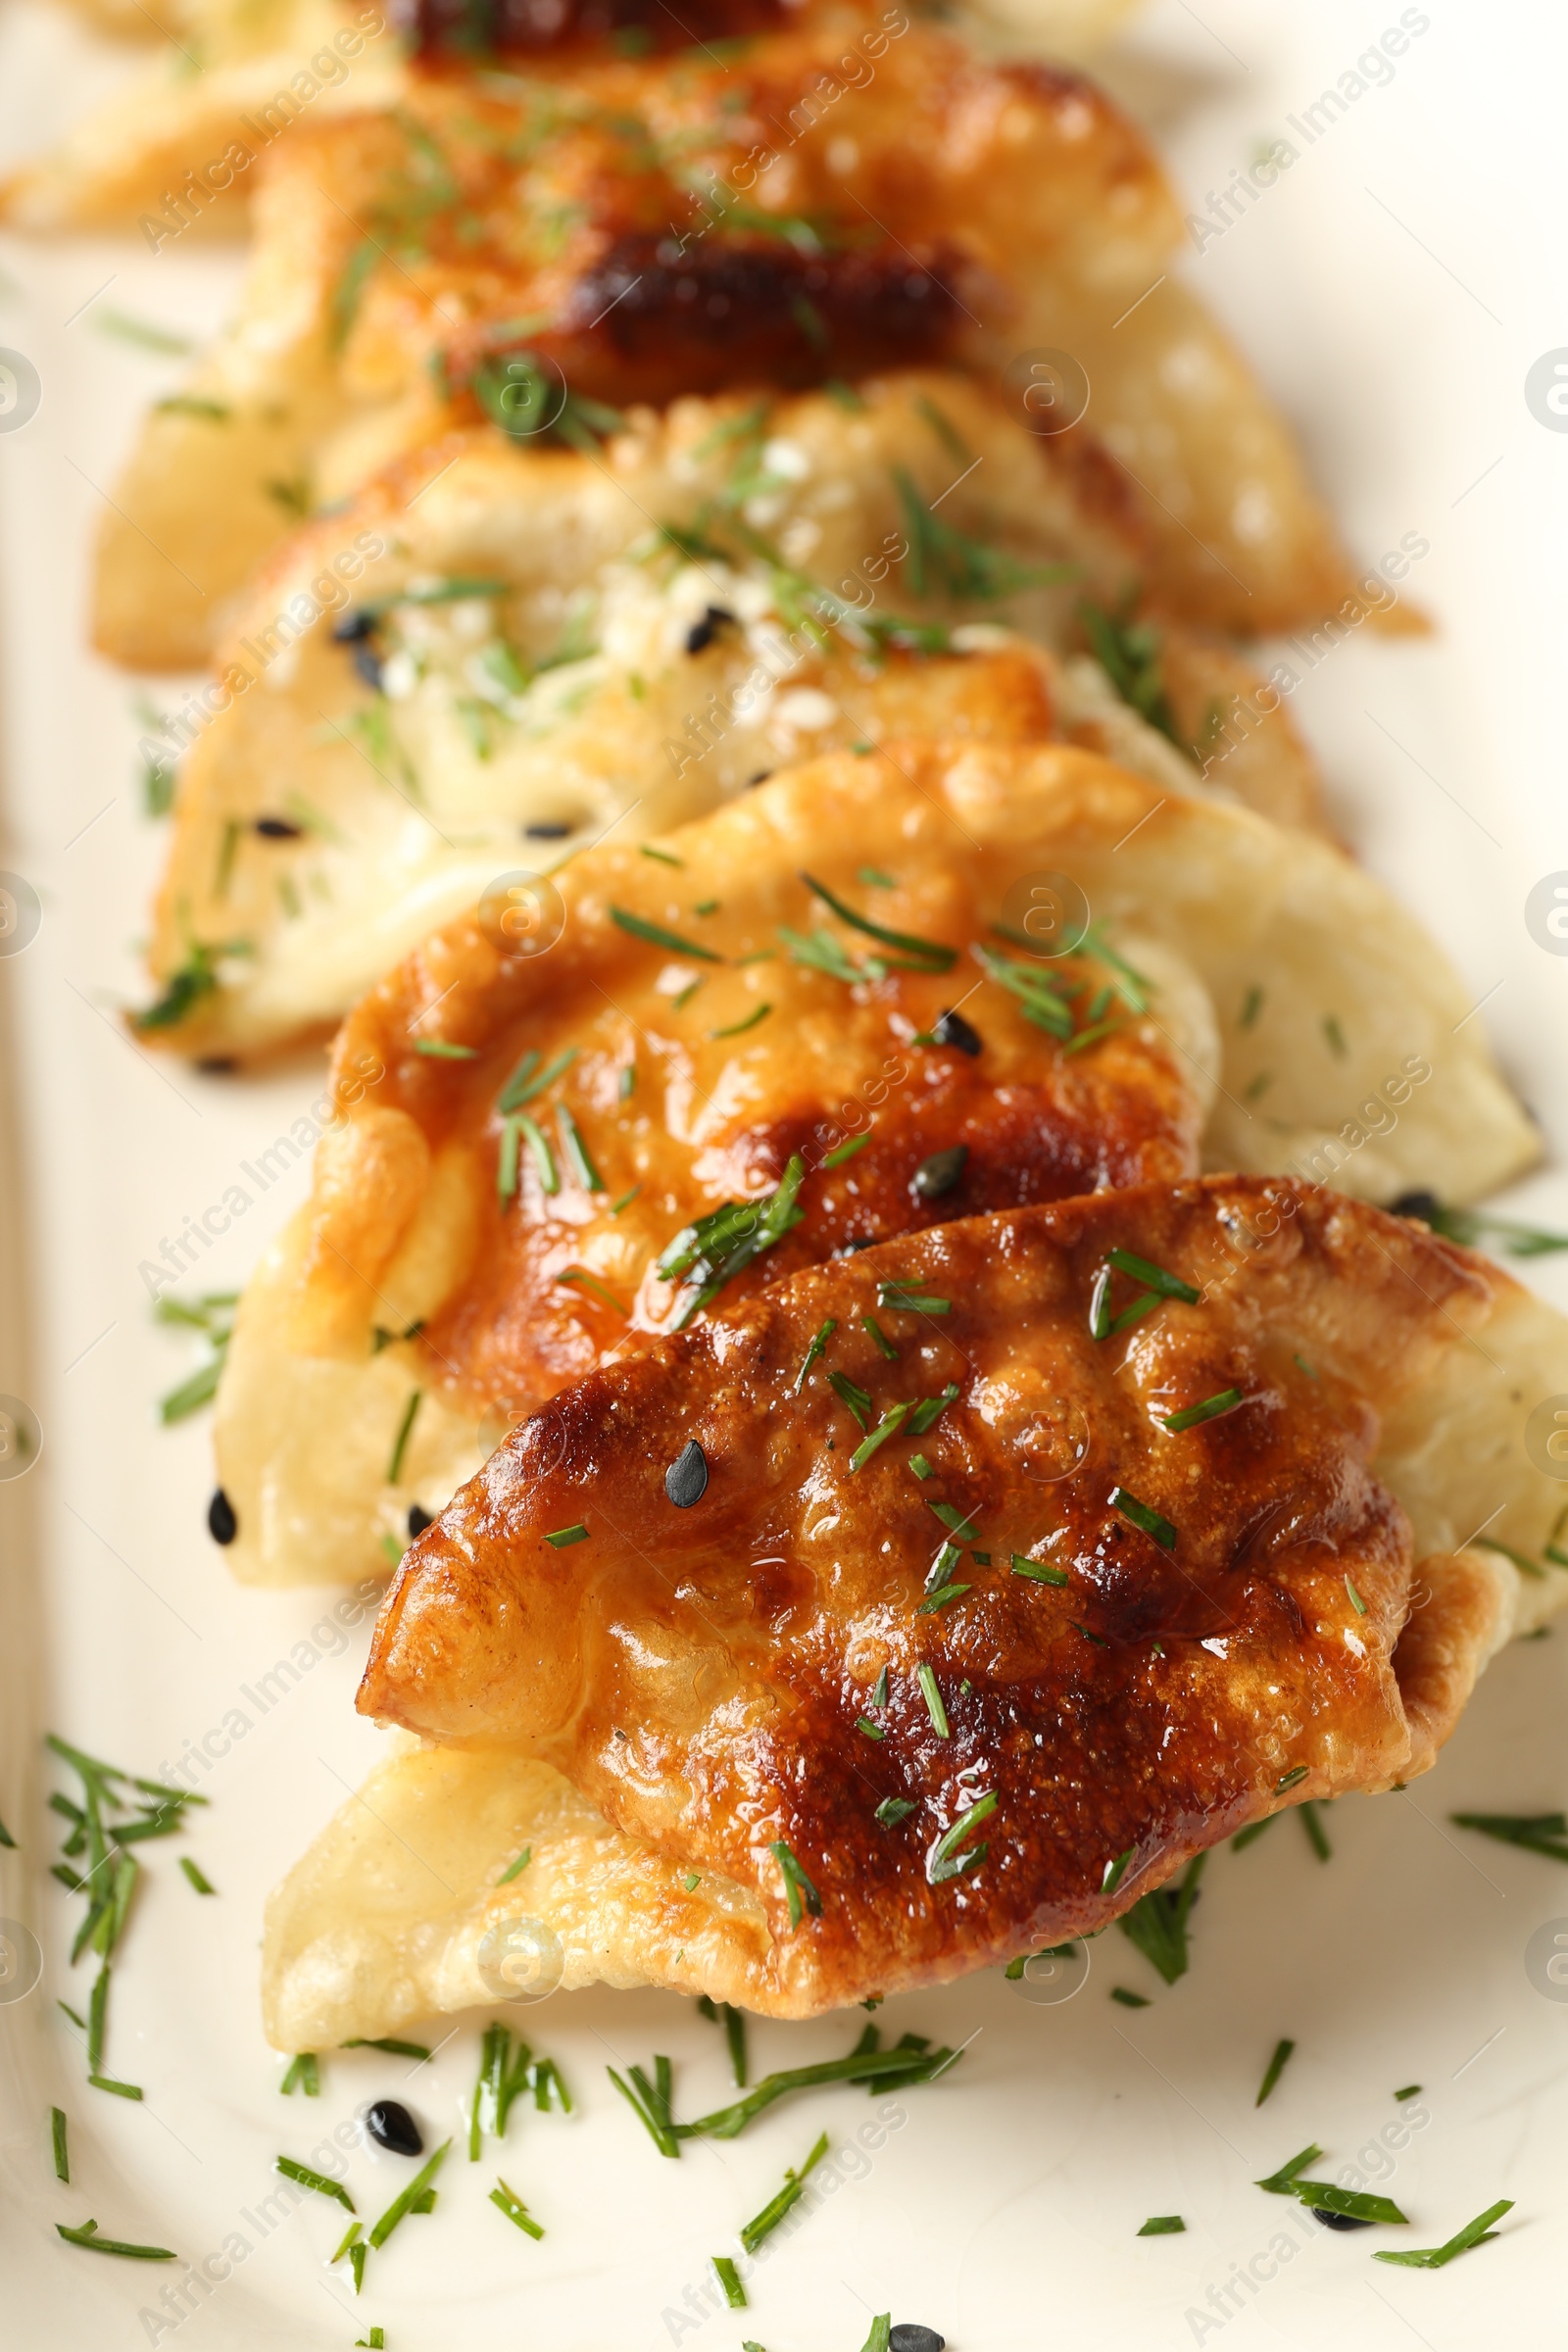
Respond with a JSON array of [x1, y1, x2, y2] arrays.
[[15, 0, 1567, 2034]]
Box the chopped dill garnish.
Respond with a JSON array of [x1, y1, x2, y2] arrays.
[[799, 870, 956, 970], [386, 1390, 422, 1484], [915, 1663, 950, 1738], [712, 2254, 747, 2307], [276, 2156, 355, 2212], [740, 2132, 830, 2253], [1118, 1855, 1204, 1983], [611, 906, 723, 961], [1255, 2142, 1322, 2194], [793, 1317, 837, 1393], [1255, 2037, 1295, 2107], [849, 1402, 914, 1471], [895, 468, 1077, 603], [877, 1283, 951, 1315], [1163, 1388, 1243, 1433], [55, 2219, 175, 2260], [928, 1790, 995, 1884], [1104, 1249, 1200, 1302], [907, 1384, 960, 1435], [658, 1156, 806, 1328], [973, 943, 1073, 1039], [827, 1369, 874, 1430], [1374, 2198, 1512, 2268], [709, 1003, 772, 1038], [1077, 592, 1180, 748], [1102, 1847, 1134, 1894], [367, 2138, 451, 2249], [1299, 1801, 1332, 1861], [556, 1104, 604, 1192], [769, 1839, 821, 1929], [490, 2178, 545, 2239], [1109, 1487, 1177, 1550], [1449, 1809, 1568, 1860], [498, 1045, 576, 1112], [1011, 1553, 1068, 1585], [155, 1289, 238, 1424]]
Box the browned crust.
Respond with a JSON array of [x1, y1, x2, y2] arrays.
[[359, 1176, 1506, 2012]]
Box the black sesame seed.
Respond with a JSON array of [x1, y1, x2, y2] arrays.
[[665, 1439, 709, 1508], [684, 606, 735, 657], [524, 821, 572, 839], [890, 2328, 946, 2352], [254, 815, 304, 840], [1310, 2209, 1373, 2232], [931, 1009, 982, 1056], [351, 645, 384, 692], [195, 1056, 237, 1075], [332, 609, 376, 643], [408, 1505, 433, 1539], [1389, 1190, 1440, 1223], [911, 1145, 967, 1201], [208, 1489, 237, 1545], [365, 2099, 423, 2158], [746, 770, 771, 789]]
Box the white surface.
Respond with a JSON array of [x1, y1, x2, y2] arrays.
[[3, 2, 1568, 2344]]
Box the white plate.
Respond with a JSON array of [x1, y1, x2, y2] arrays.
[[3, 2, 1568, 2343]]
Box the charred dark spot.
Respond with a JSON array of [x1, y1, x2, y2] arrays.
[[408, 1504, 433, 1538], [255, 816, 304, 840], [195, 1056, 238, 1074], [1389, 1190, 1440, 1223], [463, 235, 972, 408], [332, 610, 377, 644]]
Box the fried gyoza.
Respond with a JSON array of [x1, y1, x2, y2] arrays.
[[212, 738, 1536, 1589], [262, 1175, 1568, 2042], [7, 0, 1142, 233], [90, 24, 1363, 666], [133, 374, 1321, 1058]]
